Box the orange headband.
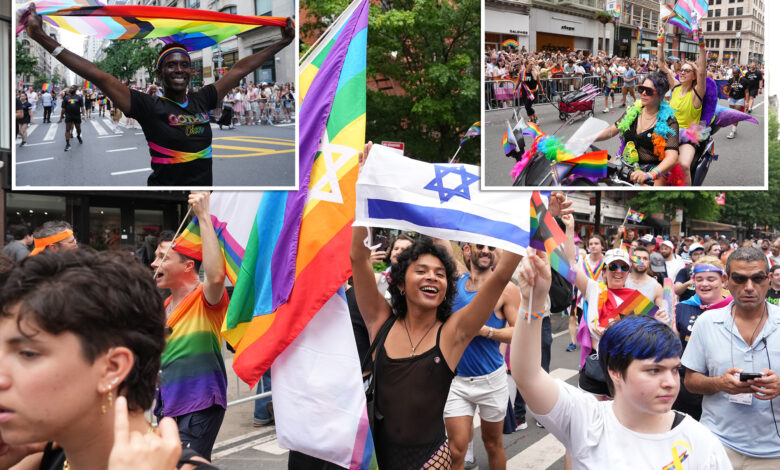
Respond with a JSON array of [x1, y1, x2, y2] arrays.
[[30, 229, 73, 256]]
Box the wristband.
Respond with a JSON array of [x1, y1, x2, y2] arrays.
[[52, 45, 64, 57], [487, 327, 494, 339], [658, 35, 665, 44], [523, 311, 546, 321]]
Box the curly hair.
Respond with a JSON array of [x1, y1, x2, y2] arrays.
[[645, 70, 671, 97], [0, 249, 166, 411], [387, 237, 458, 322]]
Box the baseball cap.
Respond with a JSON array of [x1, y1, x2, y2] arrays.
[[649, 252, 667, 273], [689, 243, 705, 253], [603, 249, 631, 266], [661, 240, 674, 249], [640, 234, 655, 244]]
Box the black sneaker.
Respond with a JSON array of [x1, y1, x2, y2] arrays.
[[19, 141, 25, 147], [77, 135, 83, 144], [64, 143, 71, 151], [536, 420, 545, 429]]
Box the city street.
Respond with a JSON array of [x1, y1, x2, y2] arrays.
[[211, 315, 577, 470], [483, 95, 766, 188], [14, 105, 295, 187]]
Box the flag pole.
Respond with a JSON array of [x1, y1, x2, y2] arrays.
[[449, 146, 462, 163], [152, 206, 194, 280]]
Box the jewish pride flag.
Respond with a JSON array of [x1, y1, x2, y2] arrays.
[[503, 120, 519, 155], [16, 0, 288, 51], [256, 0, 375, 467], [627, 208, 645, 223], [529, 191, 576, 284], [355, 145, 531, 256], [460, 121, 481, 146]]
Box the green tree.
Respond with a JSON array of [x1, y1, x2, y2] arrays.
[[16, 41, 38, 78], [95, 39, 158, 82], [630, 191, 721, 221], [303, 0, 481, 163], [718, 111, 780, 229]]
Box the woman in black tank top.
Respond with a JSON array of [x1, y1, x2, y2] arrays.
[[352, 177, 572, 468]]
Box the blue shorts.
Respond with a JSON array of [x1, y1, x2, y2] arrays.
[[175, 404, 226, 461], [603, 86, 614, 97]]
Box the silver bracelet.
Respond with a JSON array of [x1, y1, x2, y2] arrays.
[[52, 46, 64, 57]]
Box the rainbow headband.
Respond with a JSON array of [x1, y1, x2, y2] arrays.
[[156, 47, 190, 70], [30, 229, 73, 256], [693, 264, 724, 275]]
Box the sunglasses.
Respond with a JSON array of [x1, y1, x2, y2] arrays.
[[472, 244, 496, 251], [608, 263, 630, 272], [637, 86, 656, 96], [679, 68, 694, 74], [729, 272, 769, 285]]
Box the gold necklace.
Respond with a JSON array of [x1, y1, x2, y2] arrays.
[[402, 317, 438, 357]]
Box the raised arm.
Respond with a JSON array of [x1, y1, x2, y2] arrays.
[[510, 249, 559, 415], [351, 225, 392, 340], [25, 4, 131, 114], [594, 124, 619, 142], [693, 30, 707, 108], [657, 24, 678, 88], [189, 192, 226, 305], [214, 19, 294, 102]]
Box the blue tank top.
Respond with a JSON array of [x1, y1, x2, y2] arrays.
[[453, 273, 506, 377]]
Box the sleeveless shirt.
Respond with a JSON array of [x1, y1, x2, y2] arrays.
[[374, 316, 455, 470], [669, 86, 702, 129], [453, 273, 506, 377], [625, 275, 659, 303]]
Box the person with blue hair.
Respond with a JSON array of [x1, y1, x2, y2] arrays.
[[510, 249, 732, 468]]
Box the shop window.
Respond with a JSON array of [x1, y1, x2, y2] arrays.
[[6, 194, 67, 232], [255, 0, 271, 16], [89, 207, 121, 251], [220, 5, 237, 15]]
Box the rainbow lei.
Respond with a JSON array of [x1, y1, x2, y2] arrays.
[[617, 101, 675, 162]]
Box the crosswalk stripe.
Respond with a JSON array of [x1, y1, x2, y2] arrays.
[[89, 119, 108, 136], [103, 117, 122, 134], [110, 168, 150, 176], [213, 428, 276, 451], [26, 124, 38, 137], [212, 432, 279, 459], [43, 123, 58, 142], [17, 157, 54, 164], [106, 147, 137, 153], [506, 433, 566, 469], [252, 439, 288, 456]]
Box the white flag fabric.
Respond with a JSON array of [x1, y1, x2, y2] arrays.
[[273, 288, 373, 468], [355, 145, 532, 254]]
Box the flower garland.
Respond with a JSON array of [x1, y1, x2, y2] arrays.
[[616, 101, 675, 162]]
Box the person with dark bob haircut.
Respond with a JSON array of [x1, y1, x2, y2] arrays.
[[351, 148, 572, 469], [594, 70, 681, 186], [510, 251, 731, 468], [0, 249, 223, 469]]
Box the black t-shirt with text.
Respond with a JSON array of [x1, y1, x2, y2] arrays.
[[728, 77, 750, 100], [767, 288, 780, 305], [63, 95, 84, 120], [744, 70, 763, 90], [128, 85, 217, 186]]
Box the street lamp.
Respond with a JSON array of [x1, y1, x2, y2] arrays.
[[736, 31, 741, 66]]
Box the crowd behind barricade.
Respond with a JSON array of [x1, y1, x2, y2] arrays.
[[14, 80, 296, 145], [1, 191, 780, 468], [484, 47, 764, 114]]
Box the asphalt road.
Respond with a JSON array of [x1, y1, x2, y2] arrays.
[[211, 315, 578, 470], [483, 94, 766, 188], [14, 106, 295, 188]]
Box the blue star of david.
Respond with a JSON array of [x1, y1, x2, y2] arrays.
[[423, 164, 480, 203]]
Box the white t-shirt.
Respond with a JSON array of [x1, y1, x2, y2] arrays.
[[665, 256, 686, 282], [533, 380, 733, 469]]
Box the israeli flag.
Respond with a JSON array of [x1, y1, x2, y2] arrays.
[[355, 145, 531, 255]]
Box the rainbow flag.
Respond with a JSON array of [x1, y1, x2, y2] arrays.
[[502, 38, 519, 49], [459, 121, 481, 146], [522, 121, 544, 139], [566, 150, 607, 182], [502, 120, 518, 155], [529, 191, 576, 284], [16, 0, 288, 51], [636, 27, 642, 41], [662, 278, 675, 327], [614, 290, 659, 318], [627, 208, 645, 223], [41, 82, 52, 91], [83, 80, 93, 89]]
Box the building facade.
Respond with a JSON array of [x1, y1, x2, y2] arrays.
[[701, 0, 764, 65], [484, 0, 531, 52], [529, 0, 605, 53]]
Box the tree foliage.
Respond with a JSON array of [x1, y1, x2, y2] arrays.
[[629, 190, 720, 221], [95, 39, 159, 83], [15, 41, 38, 77], [302, 0, 481, 163]]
